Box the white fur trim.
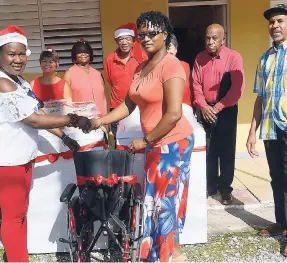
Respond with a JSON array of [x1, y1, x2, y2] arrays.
[[114, 29, 135, 39], [26, 49, 31, 56], [0, 32, 28, 48]]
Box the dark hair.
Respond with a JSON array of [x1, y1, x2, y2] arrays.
[[71, 40, 94, 63], [39, 49, 59, 63], [168, 33, 178, 50], [136, 11, 174, 49]]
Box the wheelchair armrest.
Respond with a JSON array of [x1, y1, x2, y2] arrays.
[[60, 183, 77, 203], [134, 183, 143, 201]]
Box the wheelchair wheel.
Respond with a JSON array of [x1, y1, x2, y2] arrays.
[[130, 198, 144, 263], [67, 197, 93, 262], [123, 182, 144, 263]]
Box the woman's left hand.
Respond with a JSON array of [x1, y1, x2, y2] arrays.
[[127, 138, 147, 153]]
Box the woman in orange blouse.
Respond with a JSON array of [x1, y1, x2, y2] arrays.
[[31, 49, 72, 102], [63, 40, 107, 116], [79, 11, 194, 263]]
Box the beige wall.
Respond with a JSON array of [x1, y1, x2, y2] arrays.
[[100, 0, 167, 59], [230, 0, 270, 152]]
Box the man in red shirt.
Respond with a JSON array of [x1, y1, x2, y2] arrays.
[[104, 23, 146, 138], [192, 24, 245, 204]]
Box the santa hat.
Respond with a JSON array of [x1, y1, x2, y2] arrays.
[[0, 25, 31, 56], [114, 23, 135, 39], [114, 23, 147, 63]]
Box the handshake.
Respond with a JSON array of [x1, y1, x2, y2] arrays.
[[67, 114, 94, 134]]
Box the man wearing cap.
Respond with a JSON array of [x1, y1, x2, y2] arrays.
[[247, 4, 287, 246], [104, 23, 146, 140]]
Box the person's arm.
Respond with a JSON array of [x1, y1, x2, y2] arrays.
[[90, 93, 136, 130], [249, 96, 263, 135], [144, 77, 185, 144], [246, 96, 262, 157], [100, 76, 108, 115], [192, 57, 217, 123], [246, 61, 264, 158], [39, 109, 80, 151], [63, 82, 72, 99], [192, 57, 207, 109], [103, 56, 112, 86], [0, 78, 72, 129], [214, 53, 245, 111], [39, 109, 64, 137], [63, 70, 71, 86], [22, 112, 71, 129]]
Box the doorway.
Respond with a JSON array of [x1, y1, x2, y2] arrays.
[[168, 1, 229, 68]]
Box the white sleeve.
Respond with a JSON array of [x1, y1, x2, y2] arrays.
[[0, 89, 38, 122]]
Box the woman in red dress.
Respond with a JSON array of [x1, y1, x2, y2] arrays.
[[31, 49, 72, 102]]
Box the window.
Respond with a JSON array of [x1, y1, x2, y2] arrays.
[[0, 0, 103, 73]]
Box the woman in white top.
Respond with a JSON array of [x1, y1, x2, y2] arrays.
[[0, 25, 84, 262]]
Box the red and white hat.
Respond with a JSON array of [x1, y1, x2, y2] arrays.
[[0, 25, 31, 56], [114, 23, 135, 39], [114, 22, 147, 63]]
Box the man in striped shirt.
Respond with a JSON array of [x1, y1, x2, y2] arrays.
[[247, 4, 287, 248]]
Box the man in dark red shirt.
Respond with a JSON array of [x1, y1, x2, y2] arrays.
[[104, 23, 146, 138], [192, 24, 245, 204]]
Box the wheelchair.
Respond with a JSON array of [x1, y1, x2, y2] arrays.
[[59, 149, 144, 262]]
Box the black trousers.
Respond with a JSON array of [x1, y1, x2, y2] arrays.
[[203, 105, 238, 194], [264, 126, 287, 228]]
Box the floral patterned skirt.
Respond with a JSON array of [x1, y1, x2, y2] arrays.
[[140, 134, 194, 262]]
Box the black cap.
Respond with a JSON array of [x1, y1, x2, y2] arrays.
[[264, 4, 287, 20]]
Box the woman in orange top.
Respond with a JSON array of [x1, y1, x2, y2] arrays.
[[63, 40, 107, 116], [31, 49, 72, 102], [77, 11, 194, 263], [167, 34, 193, 106]]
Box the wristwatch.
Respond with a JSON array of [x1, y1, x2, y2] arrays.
[[143, 136, 153, 146]]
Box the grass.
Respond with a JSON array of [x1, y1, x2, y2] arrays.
[[0, 231, 282, 262], [182, 230, 281, 262]]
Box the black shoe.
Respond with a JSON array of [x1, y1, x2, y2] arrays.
[[221, 192, 232, 205]]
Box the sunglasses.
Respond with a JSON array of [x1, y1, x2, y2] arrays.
[[138, 31, 163, 40]]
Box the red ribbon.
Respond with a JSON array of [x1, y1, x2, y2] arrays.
[[77, 174, 137, 186], [33, 141, 106, 164], [116, 145, 206, 153]]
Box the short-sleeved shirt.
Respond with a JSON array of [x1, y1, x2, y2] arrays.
[[0, 71, 39, 166], [254, 40, 287, 140], [128, 54, 193, 146], [69, 65, 106, 115], [104, 49, 143, 108]]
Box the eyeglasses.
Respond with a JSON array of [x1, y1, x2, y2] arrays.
[[138, 31, 163, 40]]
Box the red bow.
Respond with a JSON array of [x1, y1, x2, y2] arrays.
[[33, 141, 106, 164], [77, 174, 137, 186]]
